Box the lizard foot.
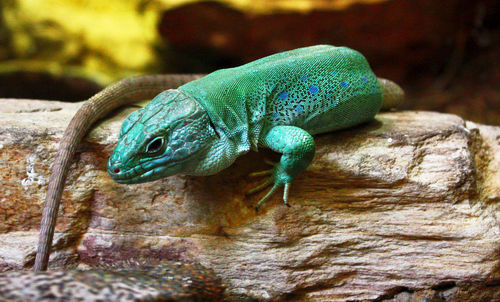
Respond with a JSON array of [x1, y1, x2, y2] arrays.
[[246, 161, 291, 211]]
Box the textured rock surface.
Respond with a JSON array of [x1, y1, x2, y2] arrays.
[[0, 260, 225, 301], [0, 98, 498, 301]]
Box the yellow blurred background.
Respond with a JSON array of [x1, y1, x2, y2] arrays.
[[0, 0, 498, 124]]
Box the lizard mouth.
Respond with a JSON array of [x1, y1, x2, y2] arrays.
[[108, 160, 179, 184]]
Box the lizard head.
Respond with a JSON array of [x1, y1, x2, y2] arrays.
[[107, 89, 220, 184]]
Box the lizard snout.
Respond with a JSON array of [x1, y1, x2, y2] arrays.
[[107, 161, 122, 178]]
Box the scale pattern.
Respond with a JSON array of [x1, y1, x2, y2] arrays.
[[179, 45, 382, 151]]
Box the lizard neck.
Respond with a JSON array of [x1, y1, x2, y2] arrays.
[[179, 82, 252, 156], [189, 128, 241, 176], [168, 89, 246, 176]]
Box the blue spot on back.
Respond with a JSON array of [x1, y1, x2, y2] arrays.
[[295, 105, 303, 113], [309, 85, 319, 94], [341, 81, 349, 88], [278, 92, 288, 100], [272, 112, 279, 119], [326, 93, 333, 99], [371, 88, 377, 93], [300, 75, 308, 81], [362, 76, 368, 82], [330, 71, 338, 76]]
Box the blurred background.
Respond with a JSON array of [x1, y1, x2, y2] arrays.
[[0, 0, 498, 125]]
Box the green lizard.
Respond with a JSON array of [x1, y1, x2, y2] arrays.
[[108, 45, 403, 207], [35, 45, 403, 271]]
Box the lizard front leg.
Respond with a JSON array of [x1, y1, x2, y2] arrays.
[[248, 125, 315, 210]]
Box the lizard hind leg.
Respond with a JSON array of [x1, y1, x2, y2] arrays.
[[246, 125, 315, 210]]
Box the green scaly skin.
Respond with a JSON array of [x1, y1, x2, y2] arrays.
[[108, 45, 404, 209]]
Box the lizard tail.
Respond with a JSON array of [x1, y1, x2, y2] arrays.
[[34, 74, 203, 272], [378, 78, 405, 110]]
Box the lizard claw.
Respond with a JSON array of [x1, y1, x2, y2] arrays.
[[254, 182, 291, 211], [246, 162, 292, 210], [246, 178, 273, 194], [248, 169, 273, 178], [264, 159, 277, 166], [247, 159, 277, 178]]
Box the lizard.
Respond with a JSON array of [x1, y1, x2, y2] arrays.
[[34, 45, 403, 272]]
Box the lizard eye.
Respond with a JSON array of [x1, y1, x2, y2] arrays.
[[145, 137, 165, 155]]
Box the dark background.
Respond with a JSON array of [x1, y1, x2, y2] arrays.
[[0, 0, 498, 125]]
